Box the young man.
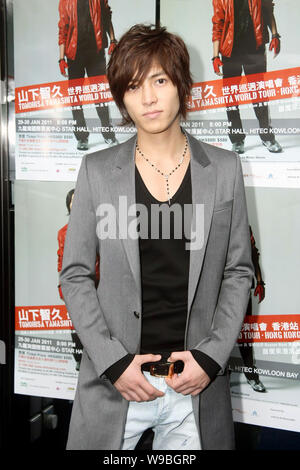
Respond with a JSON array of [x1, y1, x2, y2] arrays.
[[58, 0, 118, 150], [212, 0, 282, 154], [60, 24, 254, 450]]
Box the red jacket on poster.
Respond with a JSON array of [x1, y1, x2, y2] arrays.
[[58, 0, 112, 60], [212, 0, 274, 57], [57, 223, 100, 300]]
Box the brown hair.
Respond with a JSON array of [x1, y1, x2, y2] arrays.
[[107, 24, 193, 125]]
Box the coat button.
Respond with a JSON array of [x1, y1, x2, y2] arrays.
[[133, 311, 140, 318]]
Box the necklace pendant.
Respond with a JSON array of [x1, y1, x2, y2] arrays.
[[136, 136, 188, 210]]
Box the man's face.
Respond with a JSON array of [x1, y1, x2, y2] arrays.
[[123, 62, 180, 135]]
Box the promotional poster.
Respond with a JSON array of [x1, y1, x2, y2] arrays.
[[14, 0, 155, 181], [161, 0, 300, 432], [14, 180, 81, 398], [229, 185, 300, 432], [13, 0, 156, 398], [161, 0, 300, 189]]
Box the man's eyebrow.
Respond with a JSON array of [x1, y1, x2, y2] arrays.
[[148, 70, 166, 79], [128, 70, 166, 86]]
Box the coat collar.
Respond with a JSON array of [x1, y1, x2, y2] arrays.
[[112, 129, 211, 171]]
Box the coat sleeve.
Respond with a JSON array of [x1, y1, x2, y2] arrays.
[[57, 228, 65, 300], [59, 155, 129, 377], [104, 0, 112, 18], [57, 228, 65, 273], [193, 155, 254, 373], [262, 0, 274, 28], [212, 0, 225, 42], [58, 0, 69, 46]]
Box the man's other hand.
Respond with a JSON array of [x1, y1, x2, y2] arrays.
[[59, 59, 68, 77], [254, 281, 265, 303], [213, 56, 223, 76], [165, 351, 210, 396], [108, 41, 117, 55], [269, 36, 281, 57], [114, 354, 165, 402]]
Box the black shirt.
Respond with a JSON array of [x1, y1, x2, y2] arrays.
[[232, 0, 257, 54], [77, 0, 98, 54], [137, 161, 192, 354], [104, 161, 221, 383]]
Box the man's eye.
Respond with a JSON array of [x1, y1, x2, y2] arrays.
[[157, 78, 166, 85], [128, 83, 138, 91]]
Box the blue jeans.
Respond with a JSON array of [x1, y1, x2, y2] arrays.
[[121, 371, 202, 450]]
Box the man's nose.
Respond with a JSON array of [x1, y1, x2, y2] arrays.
[[141, 83, 157, 106]]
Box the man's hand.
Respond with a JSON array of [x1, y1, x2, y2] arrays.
[[108, 41, 117, 55], [212, 56, 223, 76], [254, 281, 265, 303], [113, 354, 165, 402], [165, 351, 210, 396], [59, 58, 68, 77], [269, 36, 281, 57]]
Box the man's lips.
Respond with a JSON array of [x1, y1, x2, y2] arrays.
[[142, 110, 163, 118]]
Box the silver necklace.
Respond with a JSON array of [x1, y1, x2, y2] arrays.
[[136, 136, 188, 206]]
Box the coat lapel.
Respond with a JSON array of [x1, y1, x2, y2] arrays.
[[108, 135, 141, 299], [185, 133, 216, 315], [108, 132, 216, 314]]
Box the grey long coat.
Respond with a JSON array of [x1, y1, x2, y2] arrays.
[[60, 132, 253, 450]]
